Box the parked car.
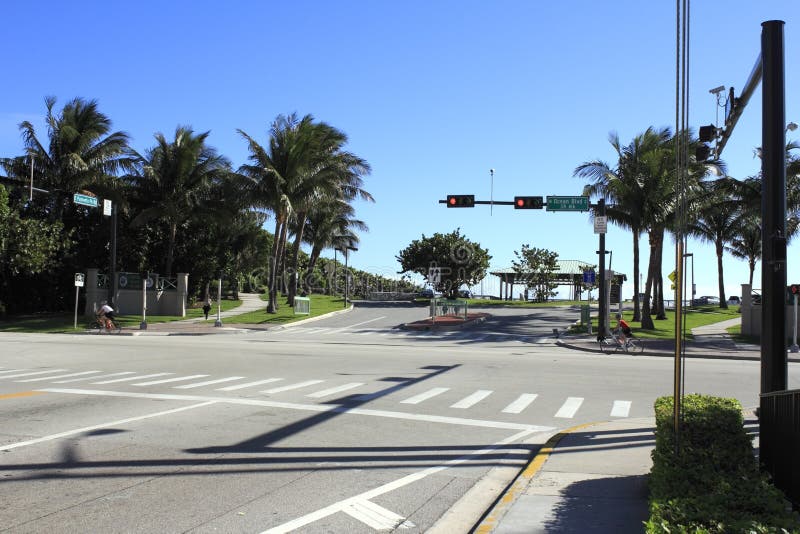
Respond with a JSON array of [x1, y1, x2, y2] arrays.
[[692, 295, 720, 305], [458, 289, 473, 299], [419, 288, 435, 298], [728, 295, 741, 305]]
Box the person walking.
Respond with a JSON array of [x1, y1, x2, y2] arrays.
[[202, 299, 212, 320]]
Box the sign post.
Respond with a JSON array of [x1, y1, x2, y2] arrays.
[[74, 273, 84, 329], [791, 286, 799, 353]]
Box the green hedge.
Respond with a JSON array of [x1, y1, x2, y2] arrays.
[[646, 394, 800, 533]]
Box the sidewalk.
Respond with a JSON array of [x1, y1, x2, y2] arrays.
[[477, 418, 654, 533]]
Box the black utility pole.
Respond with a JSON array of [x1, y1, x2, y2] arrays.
[[761, 20, 788, 394], [596, 199, 607, 339], [107, 203, 118, 306]]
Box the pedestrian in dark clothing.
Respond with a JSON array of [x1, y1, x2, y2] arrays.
[[202, 299, 211, 320]]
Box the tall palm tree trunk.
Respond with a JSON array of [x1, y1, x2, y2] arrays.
[[304, 244, 324, 294], [267, 218, 283, 313], [286, 211, 307, 306], [640, 229, 660, 330], [632, 230, 641, 322], [165, 222, 178, 277], [715, 240, 728, 308]]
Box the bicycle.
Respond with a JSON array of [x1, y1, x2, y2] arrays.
[[597, 327, 643, 353], [91, 316, 122, 334]]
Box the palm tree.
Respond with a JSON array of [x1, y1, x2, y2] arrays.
[[726, 214, 761, 288], [2, 96, 132, 221], [238, 114, 372, 312], [300, 197, 368, 294], [688, 180, 741, 308], [126, 126, 231, 277], [575, 127, 672, 322]]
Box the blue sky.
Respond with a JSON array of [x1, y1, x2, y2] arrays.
[[2, 1, 798, 299]]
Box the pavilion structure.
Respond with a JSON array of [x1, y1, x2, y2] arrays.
[[488, 260, 626, 301]]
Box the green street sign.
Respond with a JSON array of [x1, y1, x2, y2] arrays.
[[73, 193, 98, 208], [546, 195, 590, 212]]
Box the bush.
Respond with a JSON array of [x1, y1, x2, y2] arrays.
[[646, 394, 800, 533]]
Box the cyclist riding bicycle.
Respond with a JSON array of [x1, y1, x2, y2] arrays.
[[97, 302, 116, 330]]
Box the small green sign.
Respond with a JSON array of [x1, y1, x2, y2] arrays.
[[546, 196, 590, 212], [73, 193, 98, 207]]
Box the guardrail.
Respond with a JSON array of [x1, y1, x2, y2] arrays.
[[431, 298, 468, 320], [760, 388, 800, 508]]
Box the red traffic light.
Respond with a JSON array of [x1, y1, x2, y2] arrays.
[[446, 195, 474, 208], [514, 196, 543, 209], [792, 284, 799, 294]]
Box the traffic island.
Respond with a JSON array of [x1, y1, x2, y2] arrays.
[[402, 312, 491, 331]]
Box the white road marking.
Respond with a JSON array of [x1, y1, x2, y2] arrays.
[[502, 393, 538, 414], [16, 370, 102, 383], [39, 389, 554, 432], [554, 397, 584, 418], [216, 378, 283, 391], [133, 374, 209, 386], [0, 401, 217, 451], [261, 380, 325, 394], [327, 316, 388, 334], [0, 369, 30, 375], [92, 373, 172, 384], [0, 369, 68, 379], [400, 387, 450, 405], [450, 390, 492, 409], [610, 400, 632, 418], [260, 428, 538, 534], [175, 376, 246, 389], [342, 499, 414, 530], [54, 371, 134, 383], [306, 383, 364, 399]]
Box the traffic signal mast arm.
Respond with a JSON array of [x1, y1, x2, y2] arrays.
[[716, 53, 762, 157]]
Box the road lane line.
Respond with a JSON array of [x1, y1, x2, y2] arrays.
[[306, 383, 364, 399], [261, 380, 325, 394], [174, 376, 246, 389], [0, 369, 68, 379], [54, 371, 134, 383], [502, 393, 538, 414], [216, 378, 283, 391], [450, 390, 492, 409], [92, 373, 172, 384], [327, 316, 388, 334], [261, 428, 537, 534], [554, 397, 584, 418], [0, 401, 217, 451], [342, 499, 413, 530], [16, 371, 102, 383], [400, 387, 449, 404], [0, 391, 43, 400], [0, 369, 30, 375], [39, 389, 554, 432], [133, 375, 209, 386], [610, 400, 632, 418]]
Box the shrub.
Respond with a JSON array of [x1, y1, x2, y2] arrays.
[[646, 394, 800, 533]]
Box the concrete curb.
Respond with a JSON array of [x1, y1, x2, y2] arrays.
[[471, 422, 598, 533], [273, 304, 355, 330]]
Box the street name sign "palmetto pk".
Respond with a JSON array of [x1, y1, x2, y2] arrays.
[[73, 193, 98, 208]]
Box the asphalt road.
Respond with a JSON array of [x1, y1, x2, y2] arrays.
[[0, 304, 792, 533]]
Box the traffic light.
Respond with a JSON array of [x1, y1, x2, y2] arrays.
[[696, 144, 711, 161], [791, 284, 800, 295], [514, 196, 543, 209], [698, 124, 716, 142], [446, 194, 474, 208]]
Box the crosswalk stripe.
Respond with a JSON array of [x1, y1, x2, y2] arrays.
[[554, 397, 584, 418], [0, 369, 30, 375], [610, 400, 632, 418], [55, 371, 134, 383], [134, 375, 209, 386], [450, 390, 493, 409], [216, 378, 283, 391], [16, 371, 102, 383], [261, 380, 325, 394], [174, 376, 246, 389], [342, 499, 413, 530], [0, 369, 68, 379], [92, 373, 172, 385], [306, 382, 364, 399], [502, 393, 538, 414], [400, 387, 450, 405]]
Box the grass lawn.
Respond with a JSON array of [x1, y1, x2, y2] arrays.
[[614, 305, 741, 340], [572, 305, 742, 340], [224, 294, 346, 324], [0, 298, 243, 334]]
